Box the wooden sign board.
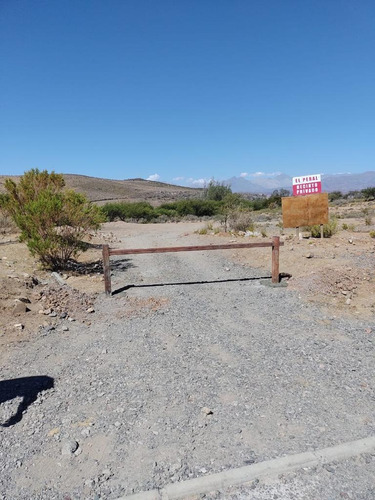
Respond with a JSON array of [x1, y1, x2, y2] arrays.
[[282, 193, 329, 228]]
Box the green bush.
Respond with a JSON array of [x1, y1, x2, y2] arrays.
[[329, 191, 343, 202], [204, 180, 232, 201], [159, 199, 220, 217], [370, 231, 375, 238], [308, 218, 338, 238], [4, 169, 104, 269], [102, 202, 155, 221], [361, 187, 375, 200]]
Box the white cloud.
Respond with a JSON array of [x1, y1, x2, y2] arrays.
[[146, 173, 160, 181], [240, 172, 249, 178], [248, 171, 282, 178], [173, 176, 185, 181], [189, 178, 207, 187]]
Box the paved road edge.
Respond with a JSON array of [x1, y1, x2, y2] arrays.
[[116, 435, 375, 500]]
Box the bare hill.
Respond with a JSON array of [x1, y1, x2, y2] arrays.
[[0, 174, 202, 205]]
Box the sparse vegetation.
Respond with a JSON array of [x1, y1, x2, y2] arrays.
[[308, 217, 338, 238], [370, 231, 375, 238], [227, 210, 255, 232], [3, 169, 104, 269]]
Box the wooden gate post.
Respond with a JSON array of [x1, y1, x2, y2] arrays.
[[102, 244, 112, 295], [271, 236, 280, 283]]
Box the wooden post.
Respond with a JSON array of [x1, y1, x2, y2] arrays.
[[272, 236, 280, 284], [296, 227, 300, 239], [102, 244, 112, 295], [320, 224, 324, 239]]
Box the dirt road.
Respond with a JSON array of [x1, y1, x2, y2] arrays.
[[1, 223, 375, 499]]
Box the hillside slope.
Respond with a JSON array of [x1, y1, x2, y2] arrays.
[[0, 174, 202, 205]]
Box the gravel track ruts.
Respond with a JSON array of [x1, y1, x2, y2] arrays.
[[1, 224, 375, 499]]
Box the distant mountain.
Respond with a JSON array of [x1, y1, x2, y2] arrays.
[[226, 171, 375, 194], [321, 171, 375, 192]]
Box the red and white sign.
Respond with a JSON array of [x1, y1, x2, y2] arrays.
[[292, 174, 322, 196]]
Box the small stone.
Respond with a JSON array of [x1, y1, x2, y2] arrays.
[[346, 298, 351, 305], [61, 439, 79, 456], [114, 421, 121, 428], [14, 323, 24, 330], [323, 464, 335, 473], [201, 407, 213, 416], [60, 312, 67, 319], [43, 308, 51, 315], [62, 326, 69, 332], [305, 253, 313, 259], [86, 307, 95, 313], [12, 300, 28, 315], [84, 479, 95, 487], [341, 290, 348, 295], [81, 428, 91, 437], [225, 267, 230, 272], [101, 348, 108, 354], [49, 311, 57, 317], [68, 317, 75, 322], [348, 239, 353, 244]]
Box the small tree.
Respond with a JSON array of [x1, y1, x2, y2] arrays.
[[4, 169, 104, 269], [361, 187, 375, 201], [204, 179, 232, 201]]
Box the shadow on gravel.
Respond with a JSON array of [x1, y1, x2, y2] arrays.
[[0, 376, 54, 427], [64, 257, 135, 276], [112, 275, 272, 295]]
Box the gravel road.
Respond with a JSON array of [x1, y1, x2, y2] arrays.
[[1, 223, 375, 499]]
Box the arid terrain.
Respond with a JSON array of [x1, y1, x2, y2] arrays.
[[1, 198, 375, 499], [0, 174, 201, 205]]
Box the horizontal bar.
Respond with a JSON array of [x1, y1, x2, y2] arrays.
[[109, 241, 284, 256]]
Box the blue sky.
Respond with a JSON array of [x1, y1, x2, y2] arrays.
[[1, 0, 374, 187]]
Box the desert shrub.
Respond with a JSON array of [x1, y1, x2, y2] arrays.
[[365, 216, 372, 226], [370, 231, 375, 238], [154, 206, 178, 218], [159, 199, 220, 217], [308, 217, 338, 238], [228, 210, 255, 232], [0, 193, 15, 233], [361, 187, 375, 200], [4, 169, 104, 269], [342, 223, 349, 230], [102, 202, 155, 221], [123, 202, 155, 221], [204, 180, 232, 201], [329, 191, 343, 202], [267, 189, 290, 208]]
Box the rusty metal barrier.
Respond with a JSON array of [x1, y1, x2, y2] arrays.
[[102, 236, 282, 295]]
